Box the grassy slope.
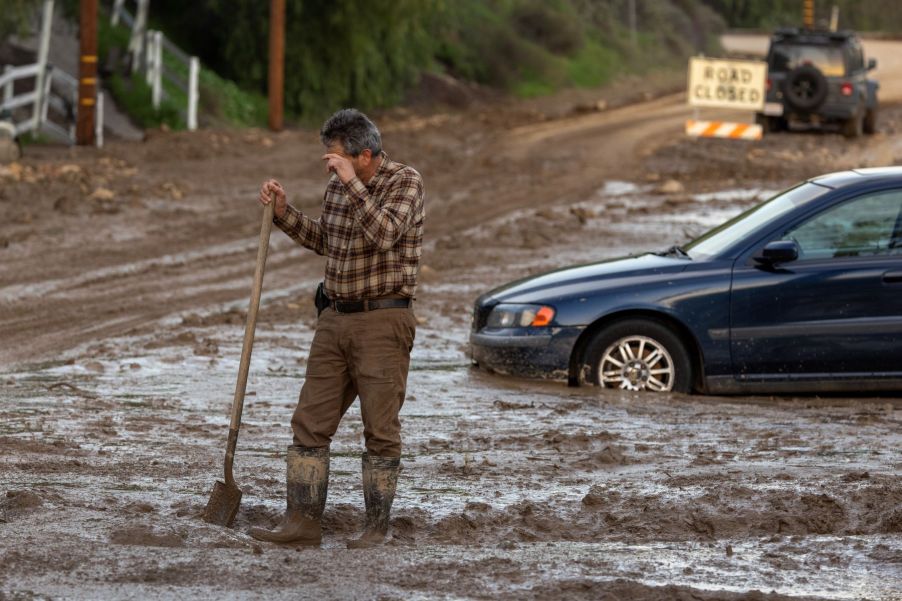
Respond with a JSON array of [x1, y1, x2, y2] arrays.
[[434, 0, 724, 100], [99, 11, 266, 129]]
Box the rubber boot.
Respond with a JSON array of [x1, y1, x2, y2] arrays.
[[347, 453, 400, 549], [249, 445, 329, 545]]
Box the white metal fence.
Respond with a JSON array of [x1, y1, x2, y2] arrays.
[[111, 0, 199, 130], [0, 0, 103, 146]]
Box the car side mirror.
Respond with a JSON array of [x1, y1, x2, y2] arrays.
[[754, 240, 799, 265], [867, 58, 877, 71]]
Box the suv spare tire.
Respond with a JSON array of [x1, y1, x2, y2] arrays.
[[784, 64, 829, 110]]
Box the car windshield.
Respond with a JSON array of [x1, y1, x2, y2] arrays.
[[684, 182, 831, 260], [770, 43, 845, 76]]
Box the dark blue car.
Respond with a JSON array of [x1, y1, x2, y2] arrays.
[[470, 167, 902, 394]]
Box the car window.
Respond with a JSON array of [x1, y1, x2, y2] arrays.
[[781, 190, 902, 260], [685, 182, 830, 260], [770, 43, 845, 76]]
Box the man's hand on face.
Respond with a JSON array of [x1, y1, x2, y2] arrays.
[[322, 153, 356, 184], [259, 178, 287, 219]]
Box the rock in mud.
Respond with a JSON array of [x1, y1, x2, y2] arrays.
[[581, 485, 607, 507], [0, 138, 20, 164], [89, 187, 116, 201], [83, 361, 105, 373], [1, 490, 43, 511], [655, 178, 684, 194], [0, 490, 43, 523]]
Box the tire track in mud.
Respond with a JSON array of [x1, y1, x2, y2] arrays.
[[0, 228, 322, 366], [427, 94, 708, 235]]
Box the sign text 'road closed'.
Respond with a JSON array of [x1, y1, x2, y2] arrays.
[[688, 57, 767, 111]]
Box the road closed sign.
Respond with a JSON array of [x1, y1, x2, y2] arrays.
[[688, 57, 767, 111]]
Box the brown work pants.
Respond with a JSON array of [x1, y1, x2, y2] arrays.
[[291, 306, 416, 457]]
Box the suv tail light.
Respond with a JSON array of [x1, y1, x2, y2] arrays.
[[840, 82, 853, 96], [766, 78, 772, 92]]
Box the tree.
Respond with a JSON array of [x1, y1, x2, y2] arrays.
[[1, 0, 41, 42], [151, 0, 439, 119]]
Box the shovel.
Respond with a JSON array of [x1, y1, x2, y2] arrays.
[[202, 201, 274, 527]]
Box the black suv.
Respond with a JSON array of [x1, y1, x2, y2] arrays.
[[756, 28, 878, 137]]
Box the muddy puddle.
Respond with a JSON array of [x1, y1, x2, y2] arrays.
[[2, 182, 901, 600]]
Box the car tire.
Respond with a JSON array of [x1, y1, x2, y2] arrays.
[[842, 110, 864, 138], [863, 107, 878, 134], [784, 65, 828, 111], [584, 319, 692, 393]]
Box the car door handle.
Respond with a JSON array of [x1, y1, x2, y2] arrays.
[[882, 270, 902, 283]]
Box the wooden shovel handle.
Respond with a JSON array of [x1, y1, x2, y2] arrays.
[[224, 200, 274, 486]]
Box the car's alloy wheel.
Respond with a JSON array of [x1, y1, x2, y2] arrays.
[[599, 335, 675, 391], [585, 319, 692, 393]]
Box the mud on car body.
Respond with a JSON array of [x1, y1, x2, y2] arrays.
[[471, 168, 902, 395], [757, 27, 878, 138]]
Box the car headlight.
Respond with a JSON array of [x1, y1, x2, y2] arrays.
[[486, 304, 555, 328]]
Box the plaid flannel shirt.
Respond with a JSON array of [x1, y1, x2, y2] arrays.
[[274, 153, 425, 300]]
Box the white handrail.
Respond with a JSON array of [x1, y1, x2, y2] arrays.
[[187, 57, 199, 131], [96, 92, 104, 147], [2, 64, 101, 147], [0, 64, 42, 88], [111, 0, 125, 25], [1, 0, 102, 147], [5, 92, 40, 113], [112, 0, 201, 130], [151, 31, 162, 108]]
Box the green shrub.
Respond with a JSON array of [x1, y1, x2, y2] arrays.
[[512, 0, 584, 56], [198, 69, 267, 127], [0, 0, 41, 41], [567, 40, 620, 88], [108, 73, 182, 130]]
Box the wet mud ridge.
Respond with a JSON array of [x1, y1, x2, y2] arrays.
[[2, 90, 902, 599]]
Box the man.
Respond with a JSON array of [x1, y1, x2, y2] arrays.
[[250, 109, 424, 549]]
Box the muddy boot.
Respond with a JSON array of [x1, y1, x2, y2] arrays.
[[347, 453, 400, 549], [249, 445, 329, 545]]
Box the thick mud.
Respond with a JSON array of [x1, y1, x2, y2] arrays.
[[2, 75, 902, 599]]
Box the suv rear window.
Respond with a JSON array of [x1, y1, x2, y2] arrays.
[[769, 43, 845, 76]]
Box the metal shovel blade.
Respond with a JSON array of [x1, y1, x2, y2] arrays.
[[202, 480, 242, 527]]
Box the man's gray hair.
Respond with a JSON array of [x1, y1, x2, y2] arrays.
[[320, 108, 382, 157]]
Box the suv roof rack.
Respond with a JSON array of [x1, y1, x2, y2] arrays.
[[772, 27, 857, 42]]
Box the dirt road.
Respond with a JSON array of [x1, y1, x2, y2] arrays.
[[1, 38, 902, 600]]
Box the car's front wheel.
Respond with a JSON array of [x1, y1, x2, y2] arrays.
[[585, 319, 692, 393]]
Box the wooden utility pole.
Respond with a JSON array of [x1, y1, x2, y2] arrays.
[[803, 0, 815, 28], [268, 0, 285, 132], [77, 0, 98, 145]]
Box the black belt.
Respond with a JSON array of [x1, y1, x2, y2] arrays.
[[330, 298, 411, 314]]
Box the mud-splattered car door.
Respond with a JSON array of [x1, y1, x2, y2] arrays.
[[729, 188, 902, 384]]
